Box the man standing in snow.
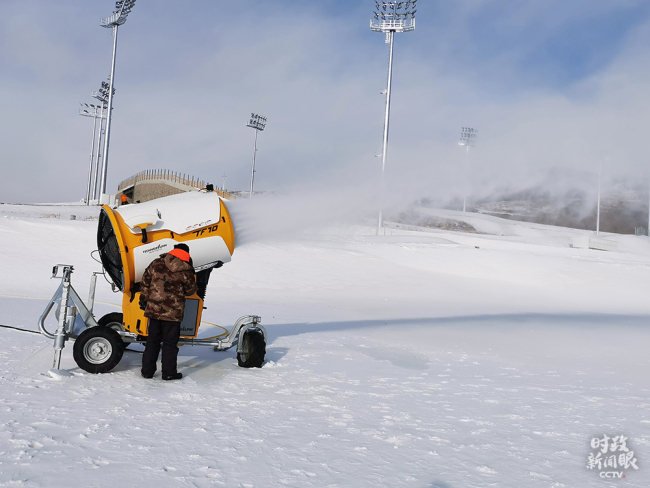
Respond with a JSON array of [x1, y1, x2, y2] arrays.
[[139, 243, 198, 380]]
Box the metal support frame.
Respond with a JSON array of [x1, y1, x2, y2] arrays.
[[39, 265, 101, 370], [39, 266, 100, 344], [52, 266, 71, 369], [105, 314, 265, 350], [87, 272, 101, 314], [38, 266, 265, 369]]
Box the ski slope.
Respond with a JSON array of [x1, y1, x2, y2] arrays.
[[0, 202, 649, 487]]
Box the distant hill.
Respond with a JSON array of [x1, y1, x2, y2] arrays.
[[406, 182, 649, 235]]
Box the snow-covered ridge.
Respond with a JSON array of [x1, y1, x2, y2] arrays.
[[0, 202, 100, 221]]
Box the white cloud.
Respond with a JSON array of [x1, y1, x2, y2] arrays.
[[1, 0, 649, 205]]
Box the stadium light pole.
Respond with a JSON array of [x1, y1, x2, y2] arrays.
[[371, 0, 416, 234], [91, 81, 113, 201], [93, 102, 106, 201], [458, 127, 478, 212], [246, 113, 267, 198], [99, 0, 137, 203], [596, 162, 601, 236], [78, 104, 107, 205]]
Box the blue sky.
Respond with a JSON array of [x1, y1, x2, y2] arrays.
[[1, 0, 650, 203]]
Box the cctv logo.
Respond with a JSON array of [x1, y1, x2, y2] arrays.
[[587, 434, 639, 479], [600, 472, 625, 479]]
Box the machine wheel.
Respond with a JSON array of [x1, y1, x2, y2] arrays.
[[98, 312, 123, 327], [97, 312, 130, 350], [73, 326, 124, 374], [237, 329, 266, 368]]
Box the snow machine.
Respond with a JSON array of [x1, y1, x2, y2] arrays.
[[38, 189, 267, 374]]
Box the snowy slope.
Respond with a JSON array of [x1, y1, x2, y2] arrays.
[[0, 204, 649, 487]]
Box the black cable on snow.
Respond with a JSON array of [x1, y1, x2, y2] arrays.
[[0, 324, 40, 334], [0, 324, 143, 354]]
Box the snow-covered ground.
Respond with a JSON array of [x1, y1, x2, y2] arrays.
[[0, 202, 649, 487]]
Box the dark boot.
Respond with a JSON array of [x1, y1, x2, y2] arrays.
[[162, 372, 183, 381]]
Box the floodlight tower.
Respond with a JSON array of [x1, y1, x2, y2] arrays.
[[98, 0, 137, 202], [78, 104, 107, 205], [458, 127, 478, 212], [91, 81, 114, 201], [371, 0, 416, 233], [246, 113, 267, 198], [596, 162, 602, 236]]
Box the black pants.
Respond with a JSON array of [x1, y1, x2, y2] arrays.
[[141, 319, 181, 376]]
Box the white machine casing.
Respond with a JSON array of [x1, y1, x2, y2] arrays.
[[114, 191, 232, 282]]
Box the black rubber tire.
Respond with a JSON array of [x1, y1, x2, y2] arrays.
[[73, 326, 124, 374], [98, 312, 123, 327], [237, 329, 266, 368], [97, 312, 129, 350]]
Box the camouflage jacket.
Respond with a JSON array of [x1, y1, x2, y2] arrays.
[[140, 253, 198, 322]]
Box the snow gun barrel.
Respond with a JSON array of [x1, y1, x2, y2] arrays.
[[97, 190, 235, 293]]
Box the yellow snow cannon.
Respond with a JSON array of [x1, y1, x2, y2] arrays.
[[38, 188, 266, 375]]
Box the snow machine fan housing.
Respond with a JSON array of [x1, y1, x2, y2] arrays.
[[98, 191, 234, 291], [96, 190, 235, 338]]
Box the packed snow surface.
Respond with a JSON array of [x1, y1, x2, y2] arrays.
[[0, 203, 649, 487]]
